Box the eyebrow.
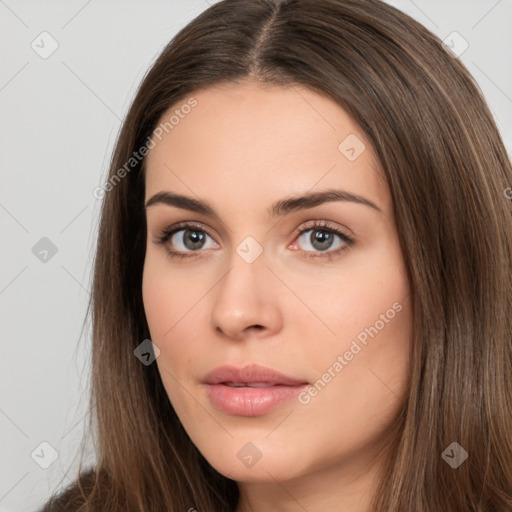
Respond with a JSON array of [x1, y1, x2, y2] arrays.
[[144, 188, 382, 217]]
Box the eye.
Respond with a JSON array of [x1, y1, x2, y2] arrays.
[[153, 220, 354, 261], [290, 220, 354, 261], [153, 221, 218, 260]]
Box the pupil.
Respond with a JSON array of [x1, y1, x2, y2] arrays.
[[312, 230, 333, 251], [184, 230, 205, 250]]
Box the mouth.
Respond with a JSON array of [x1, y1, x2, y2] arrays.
[[203, 364, 309, 416], [221, 381, 292, 388], [203, 363, 308, 387]]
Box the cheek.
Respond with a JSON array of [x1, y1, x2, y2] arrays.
[[142, 250, 207, 377], [295, 235, 412, 413], [291, 235, 410, 352], [142, 256, 199, 415], [142, 250, 194, 339], [295, 298, 412, 464]]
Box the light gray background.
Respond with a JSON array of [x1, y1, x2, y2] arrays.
[[1, 1, 511, 511]]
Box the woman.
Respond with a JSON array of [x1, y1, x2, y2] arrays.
[[41, 0, 512, 510]]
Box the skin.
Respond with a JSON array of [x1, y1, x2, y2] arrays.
[[142, 80, 412, 512]]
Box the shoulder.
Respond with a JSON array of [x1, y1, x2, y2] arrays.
[[37, 468, 96, 512]]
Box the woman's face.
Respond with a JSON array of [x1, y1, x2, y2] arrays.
[[142, 80, 412, 497]]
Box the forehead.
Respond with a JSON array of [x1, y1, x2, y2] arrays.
[[144, 81, 389, 214]]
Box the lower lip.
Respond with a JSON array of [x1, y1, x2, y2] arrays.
[[205, 383, 308, 416]]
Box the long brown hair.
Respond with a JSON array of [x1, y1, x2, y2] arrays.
[[41, 0, 512, 510]]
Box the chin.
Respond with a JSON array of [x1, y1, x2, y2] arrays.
[[198, 439, 311, 483]]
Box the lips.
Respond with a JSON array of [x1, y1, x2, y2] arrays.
[[203, 364, 309, 416], [223, 382, 278, 388], [203, 363, 308, 387]]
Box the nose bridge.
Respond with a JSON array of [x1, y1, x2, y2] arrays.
[[211, 234, 281, 337], [234, 234, 265, 266], [218, 234, 268, 300]]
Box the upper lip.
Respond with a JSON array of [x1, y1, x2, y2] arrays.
[[203, 364, 308, 386]]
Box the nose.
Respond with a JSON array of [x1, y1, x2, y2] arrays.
[[210, 245, 283, 341]]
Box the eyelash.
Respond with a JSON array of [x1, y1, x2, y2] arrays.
[[153, 220, 355, 262]]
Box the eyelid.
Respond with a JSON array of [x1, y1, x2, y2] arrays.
[[152, 220, 218, 246], [290, 219, 355, 242], [154, 219, 353, 241]]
